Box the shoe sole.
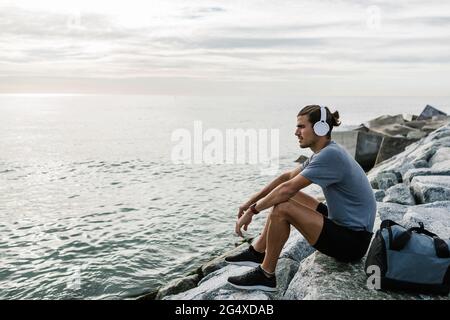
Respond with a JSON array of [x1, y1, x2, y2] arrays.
[[225, 260, 261, 268], [227, 281, 277, 292]]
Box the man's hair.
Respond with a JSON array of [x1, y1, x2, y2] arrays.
[[297, 105, 341, 138]]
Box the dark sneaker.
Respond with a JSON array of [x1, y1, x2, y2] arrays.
[[225, 245, 265, 267], [227, 266, 277, 292]]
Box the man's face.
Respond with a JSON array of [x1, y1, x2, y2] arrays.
[[295, 115, 316, 148]]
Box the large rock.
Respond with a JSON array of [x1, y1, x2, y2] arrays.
[[401, 201, 450, 237], [282, 252, 447, 300], [337, 121, 449, 173], [417, 105, 447, 121], [272, 258, 300, 297], [410, 175, 450, 204], [208, 290, 271, 300], [401, 141, 438, 163], [370, 124, 422, 138], [406, 130, 427, 140], [383, 184, 415, 205], [432, 160, 450, 171], [137, 289, 159, 300], [367, 124, 450, 184], [355, 132, 384, 171], [332, 131, 360, 158], [201, 242, 249, 277], [279, 228, 316, 263], [412, 160, 429, 168], [156, 274, 200, 300], [367, 114, 405, 128], [333, 131, 383, 171], [370, 159, 410, 185], [370, 166, 409, 188], [422, 119, 450, 133], [404, 120, 427, 130], [427, 125, 450, 141], [354, 124, 370, 133], [374, 136, 417, 166], [376, 202, 409, 222], [403, 114, 418, 122], [403, 168, 450, 184], [375, 172, 399, 190], [373, 189, 385, 202], [429, 147, 450, 167], [164, 265, 266, 300]]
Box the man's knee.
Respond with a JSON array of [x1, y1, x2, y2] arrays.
[[270, 202, 291, 220], [289, 191, 320, 211]]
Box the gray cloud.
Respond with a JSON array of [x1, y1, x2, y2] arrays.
[[369, 55, 450, 64], [396, 16, 450, 26], [192, 37, 326, 49], [1, 1, 450, 95], [0, 7, 132, 40], [208, 21, 363, 37], [181, 6, 226, 19]]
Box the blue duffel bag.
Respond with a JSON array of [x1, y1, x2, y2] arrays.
[[365, 219, 450, 295]]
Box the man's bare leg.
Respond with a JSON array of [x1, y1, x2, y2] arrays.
[[251, 191, 320, 253], [251, 214, 271, 253], [260, 200, 324, 273]]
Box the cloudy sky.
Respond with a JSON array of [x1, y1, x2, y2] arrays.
[[1, 0, 450, 95]]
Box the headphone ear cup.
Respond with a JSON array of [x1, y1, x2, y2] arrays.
[[313, 121, 330, 136]]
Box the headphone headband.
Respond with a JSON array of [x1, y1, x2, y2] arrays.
[[320, 105, 326, 122]]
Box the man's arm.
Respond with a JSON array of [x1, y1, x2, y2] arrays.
[[234, 172, 312, 236], [253, 173, 312, 213], [240, 166, 302, 212]]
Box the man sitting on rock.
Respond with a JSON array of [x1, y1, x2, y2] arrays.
[[226, 105, 377, 292]]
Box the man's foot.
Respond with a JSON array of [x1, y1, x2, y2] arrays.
[[227, 265, 277, 292], [225, 245, 265, 267]]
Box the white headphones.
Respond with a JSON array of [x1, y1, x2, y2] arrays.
[[313, 105, 330, 136]]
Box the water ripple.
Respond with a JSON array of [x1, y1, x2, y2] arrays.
[[0, 156, 311, 299]]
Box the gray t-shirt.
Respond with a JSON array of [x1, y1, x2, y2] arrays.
[[300, 141, 376, 232]]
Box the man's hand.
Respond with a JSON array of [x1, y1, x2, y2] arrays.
[[237, 204, 250, 219], [235, 209, 253, 237]]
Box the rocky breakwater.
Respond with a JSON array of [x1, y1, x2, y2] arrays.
[[139, 121, 450, 301], [332, 105, 449, 172]]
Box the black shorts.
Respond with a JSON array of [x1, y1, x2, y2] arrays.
[[313, 203, 373, 262]]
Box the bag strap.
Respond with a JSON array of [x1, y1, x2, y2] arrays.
[[380, 219, 401, 229], [407, 222, 438, 238], [390, 222, 450, 258], [407, 222, 449, 258], [433, 237, 450, 258], [390, 229, 411, 251], [382, 220, 407, 251]]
